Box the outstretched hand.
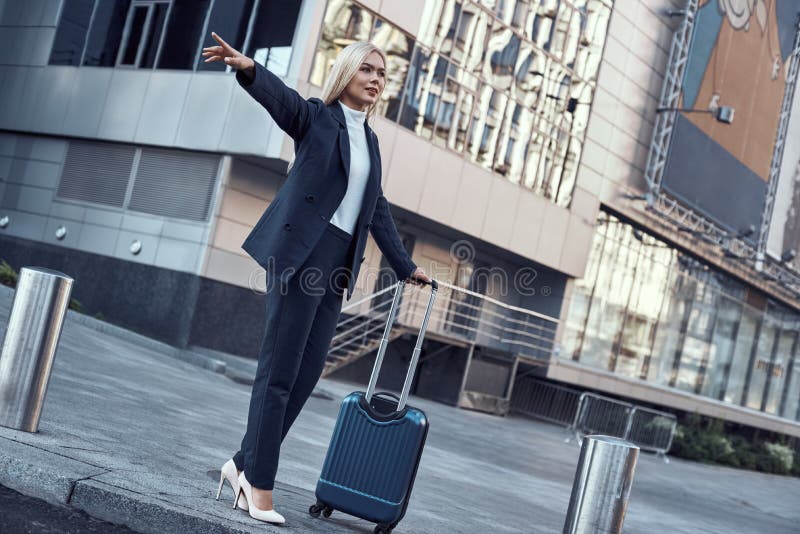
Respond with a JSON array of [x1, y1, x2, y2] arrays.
[[202, 32, 254, 73]]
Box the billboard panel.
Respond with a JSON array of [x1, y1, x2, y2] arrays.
[[661, 0, 798, 237]]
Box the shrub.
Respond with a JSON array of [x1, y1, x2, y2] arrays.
[[0, 260, 18, 287], [761, 442, 794, 475], [671, 413, 797, 476], [69, 298, 84, 313]]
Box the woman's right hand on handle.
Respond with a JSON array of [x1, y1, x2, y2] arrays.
[[202, 32, 254, 77]]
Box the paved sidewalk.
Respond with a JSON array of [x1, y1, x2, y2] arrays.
[[0, 285, 799, 533]]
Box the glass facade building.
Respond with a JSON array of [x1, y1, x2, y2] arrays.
[[561, 212, 800, 421], [49, 0, 301, 75], [311, 0, 613, 206]]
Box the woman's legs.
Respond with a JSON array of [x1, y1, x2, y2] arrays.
[[232, 222, 352, 493]]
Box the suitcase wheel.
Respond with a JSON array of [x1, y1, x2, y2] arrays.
[[374, 524, 393, 534], [308, 502, 323, 518], [309, 502, 333, 519]]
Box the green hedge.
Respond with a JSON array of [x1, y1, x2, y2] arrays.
[[671, 413, 799, 476]]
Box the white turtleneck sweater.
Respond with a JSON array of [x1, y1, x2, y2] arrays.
[[330, 100, 371, 235]]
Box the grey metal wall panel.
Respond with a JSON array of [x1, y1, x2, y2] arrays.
[[17, 185, 54, 214], [30, 67, 77, 134], [0, 133, 16, 156], [154, 237, 201, 272], [219, 87, 274, 156], [99, 69, 151, 141], [26, 27, 56, 65], [77, 222, 118, 255], [0, 1, 24, 25], [43, 217, 83, 248], [1, 209, 47, 241], [83, 207, 123, 228], [50, 201, 86, 222], [0, 183, 21, 209], [22, 160, 62, 189], [114, 229, 158, 265], [0, 66, 26, 128], [121, 213, 164, 236], [161, 220, 206, 243], [30, 137, 67, 163], [0, 156, 11, 180], [41, 0, 61, 26], [18, 0, 47, 26], [135, 71, 191, 146], [63, 68, 113, 137], [14, 67, 44, 131], [175, 74, 235, 151]]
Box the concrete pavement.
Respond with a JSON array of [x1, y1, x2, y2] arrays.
[[0, 284, 798, 533]]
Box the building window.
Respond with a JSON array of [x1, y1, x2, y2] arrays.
[[49, 0, 95, 66], [196, 0, 255, 71], [560, 212, 800, 421], [83, 1, 132, 67], [157, 0, 211, 69], [49, 0, 302, 74], [246, 0, 302, 76], [310, 0, 612, 207]]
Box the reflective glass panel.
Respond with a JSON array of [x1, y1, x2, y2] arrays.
[[197, 0, 255, 71], [83, 0, 132, 67], [50, 0, 95, 66], [157, 0, 210, 69], [310, 0, 374, 85], [763, 328, 796, 414], [745, 309, 780, 410]]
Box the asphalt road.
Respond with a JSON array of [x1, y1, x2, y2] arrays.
[[0, 484, 136, 534]]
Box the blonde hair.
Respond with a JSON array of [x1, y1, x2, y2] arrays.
[[320, 41, 387, 119], [287, 42, 386, 172]]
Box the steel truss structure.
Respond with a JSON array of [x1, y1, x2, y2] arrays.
[[641, 1, 800, 301]]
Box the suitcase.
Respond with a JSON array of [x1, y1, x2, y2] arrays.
[[309, 278, 438, 534]]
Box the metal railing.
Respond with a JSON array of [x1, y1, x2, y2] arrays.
[[510, 375, 582, 426], [325, 280, 559, 375], [567, 392, 677, 460], [509, 378, 677, 460]]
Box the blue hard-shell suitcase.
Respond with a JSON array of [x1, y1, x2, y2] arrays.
[[309, 279, 438, 534]]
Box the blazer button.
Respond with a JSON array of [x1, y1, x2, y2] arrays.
[[360, 256, 366, 263], [284, 223, 292, 231], [305, 194, 315, 203], [366, 222, 372, 229]]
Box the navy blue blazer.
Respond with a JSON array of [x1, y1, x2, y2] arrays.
[[235, 63, 417, 300]]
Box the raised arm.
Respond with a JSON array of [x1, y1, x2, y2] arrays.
[[202, 32, 318, 142], [371, 187, 416, 281]]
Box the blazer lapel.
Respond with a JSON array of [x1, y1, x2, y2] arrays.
[[329, 101, 350, 178]]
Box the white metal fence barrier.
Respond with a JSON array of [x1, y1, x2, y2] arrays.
[[510, 379, 677, 460], [510, 376, 582, 426]]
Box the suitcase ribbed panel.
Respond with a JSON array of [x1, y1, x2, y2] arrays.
[[320, 393, 427, 506]]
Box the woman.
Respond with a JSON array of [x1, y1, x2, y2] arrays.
[[203, 33, 431, 525]]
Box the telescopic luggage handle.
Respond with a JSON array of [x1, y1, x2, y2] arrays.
[[365, 278, 438, 411]]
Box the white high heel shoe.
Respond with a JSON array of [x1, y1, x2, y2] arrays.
[[215, 459, 248, 511], [235, 472, 286, 525]]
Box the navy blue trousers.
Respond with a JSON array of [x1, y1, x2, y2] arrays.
[[232, 222, 354, 489]]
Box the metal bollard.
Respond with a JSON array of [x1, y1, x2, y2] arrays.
[[0, 267, 74, 432], [563, 435, 639, 534]]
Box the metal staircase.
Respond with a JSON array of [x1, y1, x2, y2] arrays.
[[323, 286, 403, 375], [322, 280, 561, 377]]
